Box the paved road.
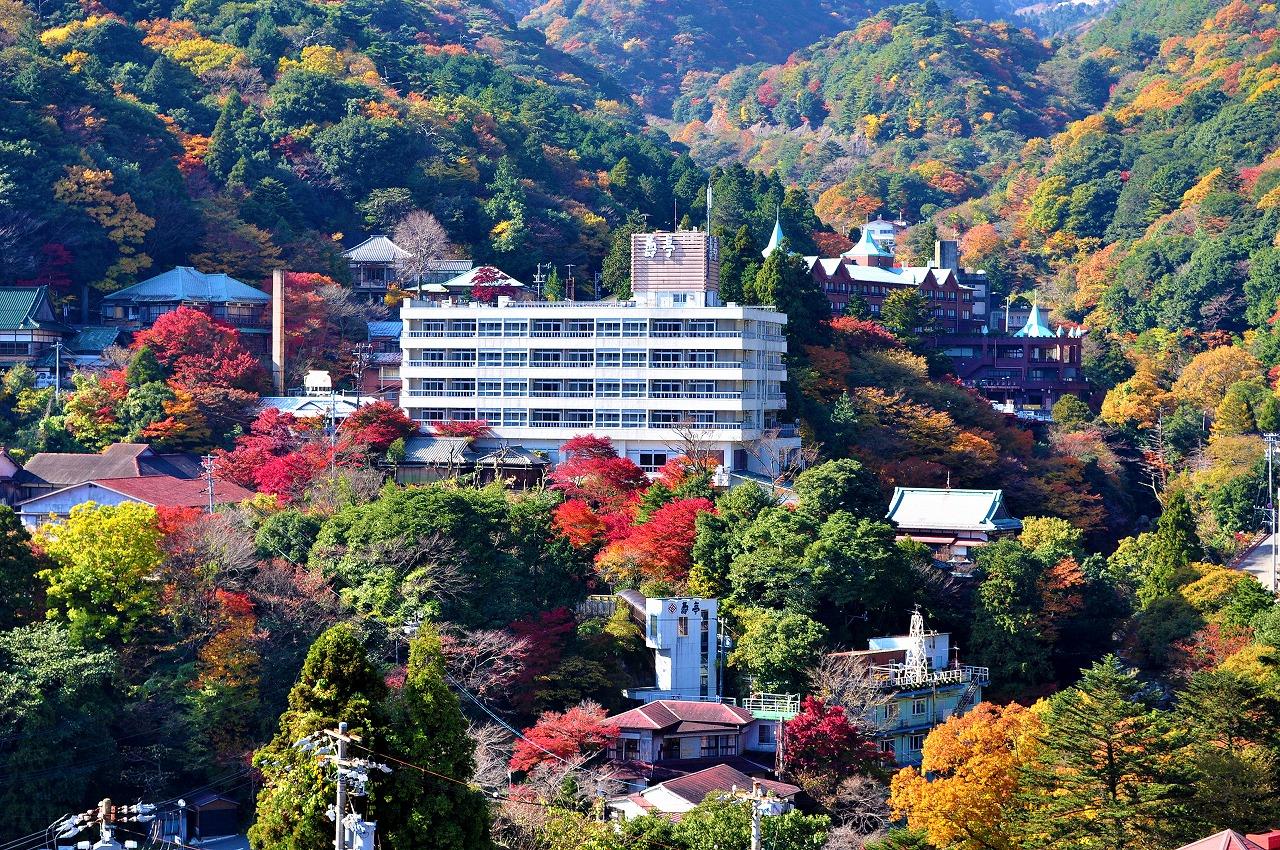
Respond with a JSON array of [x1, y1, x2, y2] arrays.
[[1237, 533, 1279, 589]]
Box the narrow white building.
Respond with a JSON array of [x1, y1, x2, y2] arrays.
[[398, 230, 799, 474], [624, 594, 720, 703]]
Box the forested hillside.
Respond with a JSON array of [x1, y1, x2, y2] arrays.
[[520, 0, 1019, 111], [0, 0, 707, 304], [665, 3, 1069, 226]]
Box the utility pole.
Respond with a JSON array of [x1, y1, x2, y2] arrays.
[[333, 722, 349, 850], [50, 799, 156, 850], [294, 721, 391, 850], [750, 781, 763, 850], [1267, 434, 1279, 592], [565, 264, 575, 302], [200, 454, 217, 514], [53, 340, 63, 404]]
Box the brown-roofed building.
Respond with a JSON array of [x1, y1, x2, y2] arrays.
[[606, 700, 772, 771], [607, 764, 799, 820], [16, 474, 253, 526], [12, 443, 205, 503]]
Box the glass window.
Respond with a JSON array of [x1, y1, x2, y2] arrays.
[[677, 616, 688, 637], [477, 408, 501, 422], [564, 350, 593, 365], [597, 349, 621, 367], [912, 698, 928, 716], [596, 410, 621, 427], [622, 320, 647, 337], [478, 351, 502, 366], [622, 410, 646, 428], [758, 724, 775, 745], [478, 381, 501, 396], [503, 321, 527, 336], [639, 452, 667, 470], [622, 350, 646, 367], [597, 380, 621, 397], [622, 381, 646, 398], [503, 380, 527, 396], [479, 321, 502, 337], [598, 321, 621, 337], [503, 409, 527, 426], [910, 734, 926, 752], [504, 350, 528, 367]]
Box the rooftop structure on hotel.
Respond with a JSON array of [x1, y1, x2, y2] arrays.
[[398, 229, 799, 476], [829, 610, 989, 766]]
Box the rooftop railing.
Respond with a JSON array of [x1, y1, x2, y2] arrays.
[[869, 664, 990, 688]]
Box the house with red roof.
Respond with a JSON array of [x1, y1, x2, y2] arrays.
[[607, 700, 756, 764], [16, 475, 253, 526], [1177, 830, 1280, 850], [607, 764, 799, 821]]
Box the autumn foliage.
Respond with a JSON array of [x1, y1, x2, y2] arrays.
[[508, 702, 619, 773], [783, 697, 887, 780], [133, 306, 268, 392]]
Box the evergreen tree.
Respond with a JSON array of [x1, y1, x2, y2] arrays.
[[247, 14, 287, 72], [205, 95, 243, 181], [1139, 490, 1203, 605], [969, 539, 1051, 694], [717, 225, 755, 303], [750, 244, 830, 347], [249, 625, 388, 850], [602, 212, 646, 299], [544, 267, 563, 301], [382, 625, 492, 850], [125, 345, 165, 387], [1017, 655, 1190, 849], [0, 505, 46, 628]]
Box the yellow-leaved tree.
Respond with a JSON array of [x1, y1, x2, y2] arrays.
[[36, 502, 164, 644], [53, 165, 154, 291], [889, 701, 1043, 850]]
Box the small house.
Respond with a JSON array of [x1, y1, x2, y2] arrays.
[[13, 443, 203, 502], [0, 286, 72, 371], [101, 267, 271, 352], [607, 764, 799, 821], [17, 475, 253, 526]]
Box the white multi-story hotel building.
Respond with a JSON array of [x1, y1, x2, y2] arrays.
[[398, 230, 799, 475]]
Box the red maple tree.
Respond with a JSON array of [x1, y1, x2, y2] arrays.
[[133, 306, 268, 392], [469, 266, 518, 302], [509, 702, 619, 773], [598, 497, 715, 585], [548, 435, 649, 511], [339, 401, 417, 452], [782, 696, 887, 778], [553, 498, 606, 547], [432, 418, 491, 439]]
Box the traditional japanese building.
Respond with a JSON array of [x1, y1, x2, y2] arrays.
[[0, 286, 72, 371], [886, 486, 1022, 566], [342, 234, 474, 300], [101, 267, 271, 352]]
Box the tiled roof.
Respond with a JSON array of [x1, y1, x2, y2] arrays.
[[68, 326, 124, 353], [401, 435, 477, 464], [15, 444, 203, 487], [366, 320, 403, 339], [886, 487, 1023, 533], [0, 286, 71, 333], [85, 475, 254, 506], [104, 267, 269, 304], [343, 235, 411, 263], [1177, 831, 1266, 850], [658, 764, 798, 807], [609, 700, 755, 731], [472, 445, 547, 467]]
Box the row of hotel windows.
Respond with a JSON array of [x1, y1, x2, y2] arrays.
[[407, 319, 772, 337], [408, 379, 778, 397], [406, 408, 754, 428], [404, 349, 783, 368], [821, 282, 973, 302]]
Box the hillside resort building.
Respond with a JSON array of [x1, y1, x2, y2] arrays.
[[398, 229, 800, 475], [831, 610, 989, 766]]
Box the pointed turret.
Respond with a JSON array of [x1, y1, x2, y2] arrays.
[[1014, 293, 1055, 338], [762, 209, 786, 258], [842, 225, 895, 268]]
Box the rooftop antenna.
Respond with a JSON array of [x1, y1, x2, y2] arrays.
[[674, 196, 679, 231], [531, 262, 547, 300], [945, 469, 951, 490], [565, 263, 575, 302], [706, 178, 713, 233]]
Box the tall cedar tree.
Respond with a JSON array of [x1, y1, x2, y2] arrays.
[[249, 625, 388, 850], [0, 505, 46, 628], [1017, 655, 1191, 849], [381, 625, 492, 850], [1140, 490, 1204, 605], [969, 540, 1052, 695]]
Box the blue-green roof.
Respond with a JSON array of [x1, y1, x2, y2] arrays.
[[846, 228, 893, 258], [0, 286, 71, 333], [68, 326, 123, 353], [104, 267, 270, 304], [1014, 299, 1055, 338]]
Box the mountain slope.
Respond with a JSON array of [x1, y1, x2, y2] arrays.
[[520, 0, 1017, 111], [0, 0, 708, 301], [662, 3, 1067, 224]]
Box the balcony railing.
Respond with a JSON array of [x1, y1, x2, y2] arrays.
[[649, 421, 747, 431], [869, 664, 990, 688], [650, 361, 744, 369], [741, 693, 801, 715]]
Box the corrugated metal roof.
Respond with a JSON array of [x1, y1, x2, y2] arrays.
[[104, 267, 269, 304], [366, 320, 403, 339], [886, 487, 1022, 533], [343, 235, 411, 263], [401, 435, 477, 464]]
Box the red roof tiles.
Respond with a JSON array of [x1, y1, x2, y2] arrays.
[[609, 700, 755, 731]]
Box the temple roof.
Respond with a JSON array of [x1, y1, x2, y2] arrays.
[[104, 268, 269, 304]]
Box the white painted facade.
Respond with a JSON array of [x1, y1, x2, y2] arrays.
[[397, 297, 798, 474], [627, 597, 719, 702]]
